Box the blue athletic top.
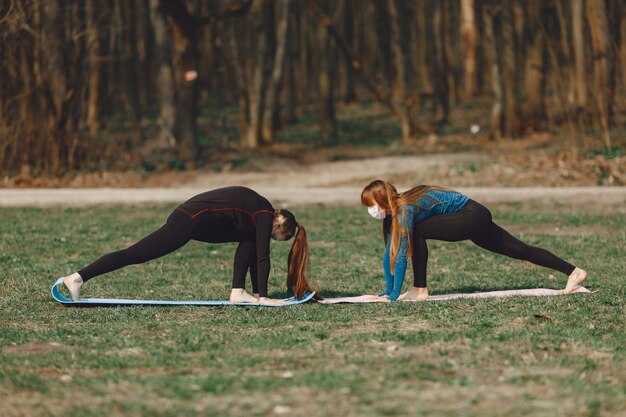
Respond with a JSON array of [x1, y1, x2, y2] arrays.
[[380, 190, 469, 300]]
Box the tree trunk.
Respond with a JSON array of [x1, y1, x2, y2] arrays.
[[460, 0, 476, 99], [149, 0, 177, 149], [389, 0, 414, 143], [444, 0, 460, 107], [136, 0, 151, 110], [244, 1, 266, 149], [621, 3, 626, 96], [374, 0, 392, 90], [522, 1, 547, 132], [317, 18, 338, 141], [170, 24, 199, 165], [227, 22, 250, 142], [41, 0, 69, 174], [500, 1, 520, 137], [342, 0, 356, 103], [483, 5, 502, 141], [416, 0, 433, 95], [118, 0, 142, 144], [571, 0, 587, 109], [433, 0, 450, 124], [261, 0, 290, 144], [586, 0, 612, 150], [283, 10, 298, 125], [85, 0, 102, 134]]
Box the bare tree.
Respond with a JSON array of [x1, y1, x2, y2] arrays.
[[571, 0, 587, 110], [41, 0, 71, 174], [415, 0, 433, 96], [482, 3, 502, 141], [85, 0, 103, 134], [500, 0, 521, 137], [317, 8, 338, 141], [621, 4, 626, 94], [262, 0, 290, 144], [149, 0, 176, 151], [586, 0, 612, 150], [522, 0, 547, 131], [433, 0, 450, 124], [389, 0, 414, 143], [244, 0, 267, 148], [460, 0, 476, 99]]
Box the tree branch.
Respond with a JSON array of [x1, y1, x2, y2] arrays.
[[305, 0, 395, 114], [159, 0, 254, 35]]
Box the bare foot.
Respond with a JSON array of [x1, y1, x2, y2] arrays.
[[258, 297, 290, 306], [229, 288, 259, 304], [564, 268, 587, 293], [63, 273, 83, 301], [399, 287, 429, 301]]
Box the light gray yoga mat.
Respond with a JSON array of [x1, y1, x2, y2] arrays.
[[51, 277, 315, 307], [319, 286, 590, 304]]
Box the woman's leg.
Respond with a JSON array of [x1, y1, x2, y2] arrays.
[[230, 241, 258, 303], [469, 210, 586, 291], [462, 201, 576, 275], [63, 210, 198, 301], [410, 200, 493, 289], [78, 210, 197, 282], [409, 200, 584, 294], [471, 223, 576, 274]]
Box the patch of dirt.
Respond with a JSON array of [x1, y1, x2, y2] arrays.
[[2, 342, 67, 355]]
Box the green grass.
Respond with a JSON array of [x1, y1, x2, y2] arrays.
[[0, 203, 624, 417]]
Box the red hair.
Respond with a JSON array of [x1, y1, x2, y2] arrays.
[[361, 180, 449, 272]]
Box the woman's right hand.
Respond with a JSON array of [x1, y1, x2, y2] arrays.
[[259, 297, 290, 306]]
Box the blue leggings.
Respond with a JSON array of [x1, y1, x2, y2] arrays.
[[411, 200, 576, 287]]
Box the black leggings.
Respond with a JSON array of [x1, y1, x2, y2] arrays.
[[78, 211, 257, 291], [411, 200, 576, 288]]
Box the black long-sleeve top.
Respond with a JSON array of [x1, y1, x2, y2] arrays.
[[175, 186, 275, 297]]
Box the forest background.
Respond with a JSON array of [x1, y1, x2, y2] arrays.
[[0, 0, 625, 185]]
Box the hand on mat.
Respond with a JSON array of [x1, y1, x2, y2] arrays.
[[259, 297, 290, 306], [398, 287, 429, 301]]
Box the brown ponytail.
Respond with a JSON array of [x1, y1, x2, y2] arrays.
[[285, 221, 320, 300]]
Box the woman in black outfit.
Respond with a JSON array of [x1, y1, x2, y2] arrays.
[[61, 186, 316, 306]]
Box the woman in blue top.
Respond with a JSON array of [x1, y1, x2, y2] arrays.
[[361, 180, 587, 301]]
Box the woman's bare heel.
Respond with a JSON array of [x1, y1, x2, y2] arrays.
[[63, 273, 83, 301], [564, 267, 587, 293], [229, 288, 258, 304], [400, 287, 429, 301]]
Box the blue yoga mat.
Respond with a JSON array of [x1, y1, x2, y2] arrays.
[[51, 277, 315, 307]]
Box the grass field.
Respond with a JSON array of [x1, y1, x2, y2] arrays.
[[0, 202, 624, 417]]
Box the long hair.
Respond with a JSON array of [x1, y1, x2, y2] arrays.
[[277, 209, 320, 300], [361, 180, 449, 272]]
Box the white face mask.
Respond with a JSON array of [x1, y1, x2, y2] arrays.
[[368, 205, 386, 220]]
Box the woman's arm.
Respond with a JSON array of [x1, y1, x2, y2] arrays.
[[381, 238, 393, 296], [254, 213, 273, 298], [389, 241, 408, 300], [389, 208, 415, 300]]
